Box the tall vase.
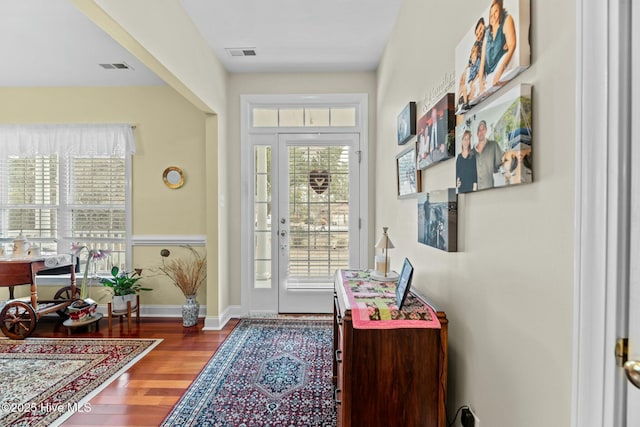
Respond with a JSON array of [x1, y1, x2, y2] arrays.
[[182, 295, 199, 327]]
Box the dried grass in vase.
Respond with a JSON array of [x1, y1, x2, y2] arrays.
[[159, 246, 206, 297]]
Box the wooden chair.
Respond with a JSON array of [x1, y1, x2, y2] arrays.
[[107, 294, 140, 331]]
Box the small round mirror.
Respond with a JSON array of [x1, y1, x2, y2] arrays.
[[163, 166, 184, 189]]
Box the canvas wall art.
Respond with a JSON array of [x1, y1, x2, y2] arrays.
[[454, 0, 530, 114], [417, 189, 457, 252], [396, 146, 421, 198], [455, 83, 532, 193], [397, 102, 416, 145], [416, 93, 456, 170]]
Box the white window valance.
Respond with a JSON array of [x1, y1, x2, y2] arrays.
[[0, 124, 135, 157]]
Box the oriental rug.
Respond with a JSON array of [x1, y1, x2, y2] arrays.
[[0, 337, 161, 427], [162, 318, 336, 427]]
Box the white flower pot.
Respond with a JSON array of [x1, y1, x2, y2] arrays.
[[112, 294, 137, 312]]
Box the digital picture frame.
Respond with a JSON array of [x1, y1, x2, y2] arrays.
[[395, 258, 414, 310]]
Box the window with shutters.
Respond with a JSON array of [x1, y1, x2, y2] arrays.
[[0, 124, 133, 273]]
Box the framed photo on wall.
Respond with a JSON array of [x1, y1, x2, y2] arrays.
[[455, 84, 532, 193], [397, 102, 416, 145], [396, 146, 421, 198], [417, 189, 458, 252], [454, 0, 531, 114], [416, 93, 456, 170]]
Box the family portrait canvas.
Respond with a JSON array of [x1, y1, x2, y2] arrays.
[[417, 189, 457, 252], [397, 102, 416, 145], [455, 84, 532, 194], [416, 93, 455, 170], [454, 0, 530, 114]]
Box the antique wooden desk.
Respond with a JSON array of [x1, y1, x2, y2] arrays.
[[333, 269, 448, 427]]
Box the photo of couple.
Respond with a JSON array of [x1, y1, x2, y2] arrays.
[[455, 84, 532, 194], [454, 0, 530, 115]]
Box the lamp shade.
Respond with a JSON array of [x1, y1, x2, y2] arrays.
[[375, 227, 395, 249]]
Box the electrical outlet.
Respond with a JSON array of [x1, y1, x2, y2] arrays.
[[461, 408, 474, 427]]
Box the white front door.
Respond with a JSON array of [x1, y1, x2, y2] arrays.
[[277, 133, 360, 313]]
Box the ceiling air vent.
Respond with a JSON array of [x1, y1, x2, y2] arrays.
[[225, 48, 257, 57], [98, 62, 133, 70]]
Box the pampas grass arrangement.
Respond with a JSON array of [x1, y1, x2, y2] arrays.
[[159, 246, 206, 297]]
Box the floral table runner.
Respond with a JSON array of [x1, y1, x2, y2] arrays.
[[341, 269, 441, 330]]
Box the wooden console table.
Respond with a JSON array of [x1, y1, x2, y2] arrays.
[[333, 269, 448, 427]]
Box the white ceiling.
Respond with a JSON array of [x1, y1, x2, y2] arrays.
[[0, 0, 403, 86], [0, 0, 164, 87], [180, 0, 404, 73]]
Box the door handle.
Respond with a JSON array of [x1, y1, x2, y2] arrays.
[[624, 360, 640, 389]]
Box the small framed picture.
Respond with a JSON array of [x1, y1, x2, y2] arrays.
[[396, 146, 421, 198], [395, 258, 414, 310], [397, 102, 416, 145]]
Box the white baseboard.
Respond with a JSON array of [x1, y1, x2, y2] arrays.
[[203, 305, 242, 330], [94, 304, 206, 318]]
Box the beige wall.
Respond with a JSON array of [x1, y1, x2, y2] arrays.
[[377, 0, 575, 426], [0, 86, 210, 308], [225, 72, 377, 305]]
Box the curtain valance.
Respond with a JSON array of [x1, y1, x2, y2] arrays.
[[0, 124, 135, 156]]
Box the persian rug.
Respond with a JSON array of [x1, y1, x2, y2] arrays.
[[0, 337, 161, 427], [162, 318, 336, 427]]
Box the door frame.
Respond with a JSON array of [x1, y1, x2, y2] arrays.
[[573, 0, 632, 426], [240, 94, 369, 315]]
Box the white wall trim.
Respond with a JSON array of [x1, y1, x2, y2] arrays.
[[82, 304, 207, 318], [203, 305, 241, 330], [131, 235, 206, 245], [572, 0, 631, 426]]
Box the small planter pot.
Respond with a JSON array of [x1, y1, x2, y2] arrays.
[[68, 299, 97, 322], [112, 294, 137, 312]]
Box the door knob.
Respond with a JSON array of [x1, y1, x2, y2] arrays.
[[624, 360, 640, 389]]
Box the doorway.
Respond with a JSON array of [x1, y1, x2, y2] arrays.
[[240, 94, 368, 315]]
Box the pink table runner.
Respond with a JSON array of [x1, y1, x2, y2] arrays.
[[341, 270, 441, 330]]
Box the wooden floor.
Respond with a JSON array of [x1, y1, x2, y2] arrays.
[[29, 315, 240, 427]]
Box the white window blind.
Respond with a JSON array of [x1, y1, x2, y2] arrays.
[[0, 124, 134, 272]]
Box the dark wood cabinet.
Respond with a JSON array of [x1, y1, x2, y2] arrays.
[[333, 271, 448, 427]]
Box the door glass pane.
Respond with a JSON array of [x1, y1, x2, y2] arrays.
[[288, 145, 349, 279], [305, 108, 330, 126], [279, 108, 304, 127], [254, 146, 272, 288], [253, 108, 278, 127], [331, 107, 357, 126]]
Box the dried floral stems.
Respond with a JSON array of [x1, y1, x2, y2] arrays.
[[159, 246, 206, 297]]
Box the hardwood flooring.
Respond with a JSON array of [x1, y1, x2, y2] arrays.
[[29, 315, 239, 427]]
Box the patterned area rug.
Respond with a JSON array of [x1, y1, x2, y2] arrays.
[[0, 337, 161, 427], [162, 318, 336, 427]]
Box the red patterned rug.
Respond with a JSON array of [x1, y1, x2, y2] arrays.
[[162, 318, 336, 426], [0, 337, 161, 427]]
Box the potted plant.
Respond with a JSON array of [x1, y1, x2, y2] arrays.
[[100, 267, 152, 311], [157, 246, 206, 327]]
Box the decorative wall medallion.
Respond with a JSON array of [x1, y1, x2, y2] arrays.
[[309, 170, 331, 194]]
